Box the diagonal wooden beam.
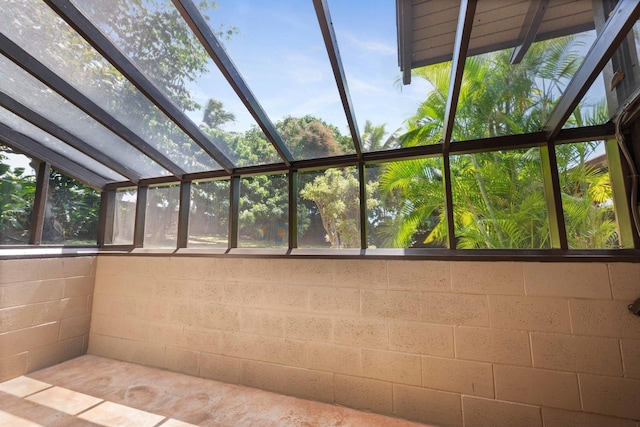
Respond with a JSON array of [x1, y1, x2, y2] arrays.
[[313, 0, 363, 159], [173, 0, 294, 166], [510, 0, 550, 64], [544, 0, 640, 140], [45, 0, 235, 174], [442, 0, 477, 149]]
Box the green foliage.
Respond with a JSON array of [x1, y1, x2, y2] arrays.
[[0, 153, 36, 244]]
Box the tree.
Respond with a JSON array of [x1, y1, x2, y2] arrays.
[[362, 120, 399, 151], [202, 99, 236, 129], [0, 151, 36, 244]]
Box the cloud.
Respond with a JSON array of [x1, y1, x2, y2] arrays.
[[340, 32, 396, 56]]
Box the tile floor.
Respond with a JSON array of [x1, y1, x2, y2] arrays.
[[0, 355, 431, 426]]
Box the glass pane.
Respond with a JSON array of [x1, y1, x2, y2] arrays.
[[188, 179, 229, 248], [328, 0, 441, 151], [42, 168, 100, 245], [0, 55, 168, 179], [366, 160, 447, 249], [298, 167, 361, 249], [0, 106, 124, 182], [2, 0, 221, 173], [239, 174, 288, 248], [71, 0, 280, 167], [0, 146, 37, 245], [451, 149, 551, 249], [110, 188, 137, 245], [144, 183, 180, 249], [556, 141, 619, 249], [565, 72, 608, 129], [212, 0, 355, 160]]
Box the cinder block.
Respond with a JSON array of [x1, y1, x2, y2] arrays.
[[39, 257, 94, 279], [0, 322, 60, 358], [389, 321, 454, 357], [169, 257, 216, 281], [542, 407, 636, 427], [262, 284, 308, 311], [387, 260, 450, 292], [307, 342, 361, 376], [421, 292, 489, 326], [164, 347, 200, 377], [332, 260, 388, 289], [282, 366, 334, 403], [239, 360, 284, 393], [59, 315, 91, 341], [32, 296, 88, 324], [0, 352, 27, 382], [185, 279, 224, 303], [0, 305, 34, 333], [393, 384, 462, 427], [309, 287, 360, 315], [238, 259, 285, 284], [622, 339, 640, 379], [87, 333, 133, 361], [333, 317, 388, 350], [0, 259, 40, 284], [1, 280, 65, 308], [489, 295, 571, 333], [531, 332, 622, 376], [64, 276, 95, 298], [462, 396, 542, 427], [455, 327, 531, 366], [422, 356, 494, 398], [580, 374, 640, 420], [168, 301, 199, 326], [361, 290, 420, 320], [26, 337, 84, 372], [608, 263, 640, 300], [129, 341, 166, 369], [284, 313, 332, 342], [361, 349, 421, 386], [334, 374, 393, 416], [200, 352, 239, 384], [223, 282, 263, 308], [451, 261, 524, 295], [494, 365, 580, 410], [199, 304, 240, 332], [153, 279, 188, 300], [107, 295, 140, 318], [174, 326, 223, 354], [283, 259, 336, 286], [239, 309, 285, 337], [570, 299, 640, 339], [523, 262, 610, 298], [140, 299, 170, 322]]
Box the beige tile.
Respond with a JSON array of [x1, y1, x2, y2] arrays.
[[570, 299, 640, 339], [26, 386, 102, 415], [542, 407, 636, 427], [451, 261, 524, 295], [388, 260, 450, 292], [239, 309, 285, 337], [531, 332, 622, 376], [333, 259, 388, 289], [0, 352, 27, 382], [609, 263, 640, 300], [59, 315, 91, 341], [0, 322, 60, 359], [494, 365, 580, 410], [422, 356, 494, 398], [389, 321, 453, 357], [309, 287, 360, 315], [393, 384, 462, 427], [0, 375, 50, 397], [580, 374, 640, 420], [262, 284, 308, 311], [307, 342, 361, 376], [462, 396, 542, 427], [333, 317, 388, 349], [0, 259, 40, 284], [420, 292, 489, 326], [282, 366, 334, 403], [26, 337, 84, 373], [1, 280, 64, 308], [164, 347, 200, 377], [489, 295, 571, 333], [239, 360, 285, 393], [0, 305, 34, 333], [361, 349, 421, 386], [361, 290, 420, 320], [0, 409, 43, 426], [78, 401, 165, 426], [284, 313, 332, 342], [223, 282, 263, 307], [64, 276, 95, 298], [622, 339, 640, 379], [455, 327, 531, 366], [161, 419, 199, 427], [523, 262, 610, 298], [200, 352, 239, 384], [334, 374, 393, 416]]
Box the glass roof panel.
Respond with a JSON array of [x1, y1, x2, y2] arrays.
[[0, 106, 125, 182], [0, 55, 168, 179], [211, 0, 356, 160], [1, 0, 221, 174], [328, 0, 442, 151], [70, 0, 281, 168]]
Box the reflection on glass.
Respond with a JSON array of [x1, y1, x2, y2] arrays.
[[368, 159, 447, 249], [110, 188, 137, 245], [188, 179, 229, 248], [298, 167, 362, 249], [556, 141, 619, 249], [144, 184, 180, 249], [0, 146, 37, 245], [42, 168, 100, 245], [239, 174, 288, 248], [451, 149, 550, 249]]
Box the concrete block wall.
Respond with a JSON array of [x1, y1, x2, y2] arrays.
[[90, 256, 640, 427], [0, 257, 95, 382]]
